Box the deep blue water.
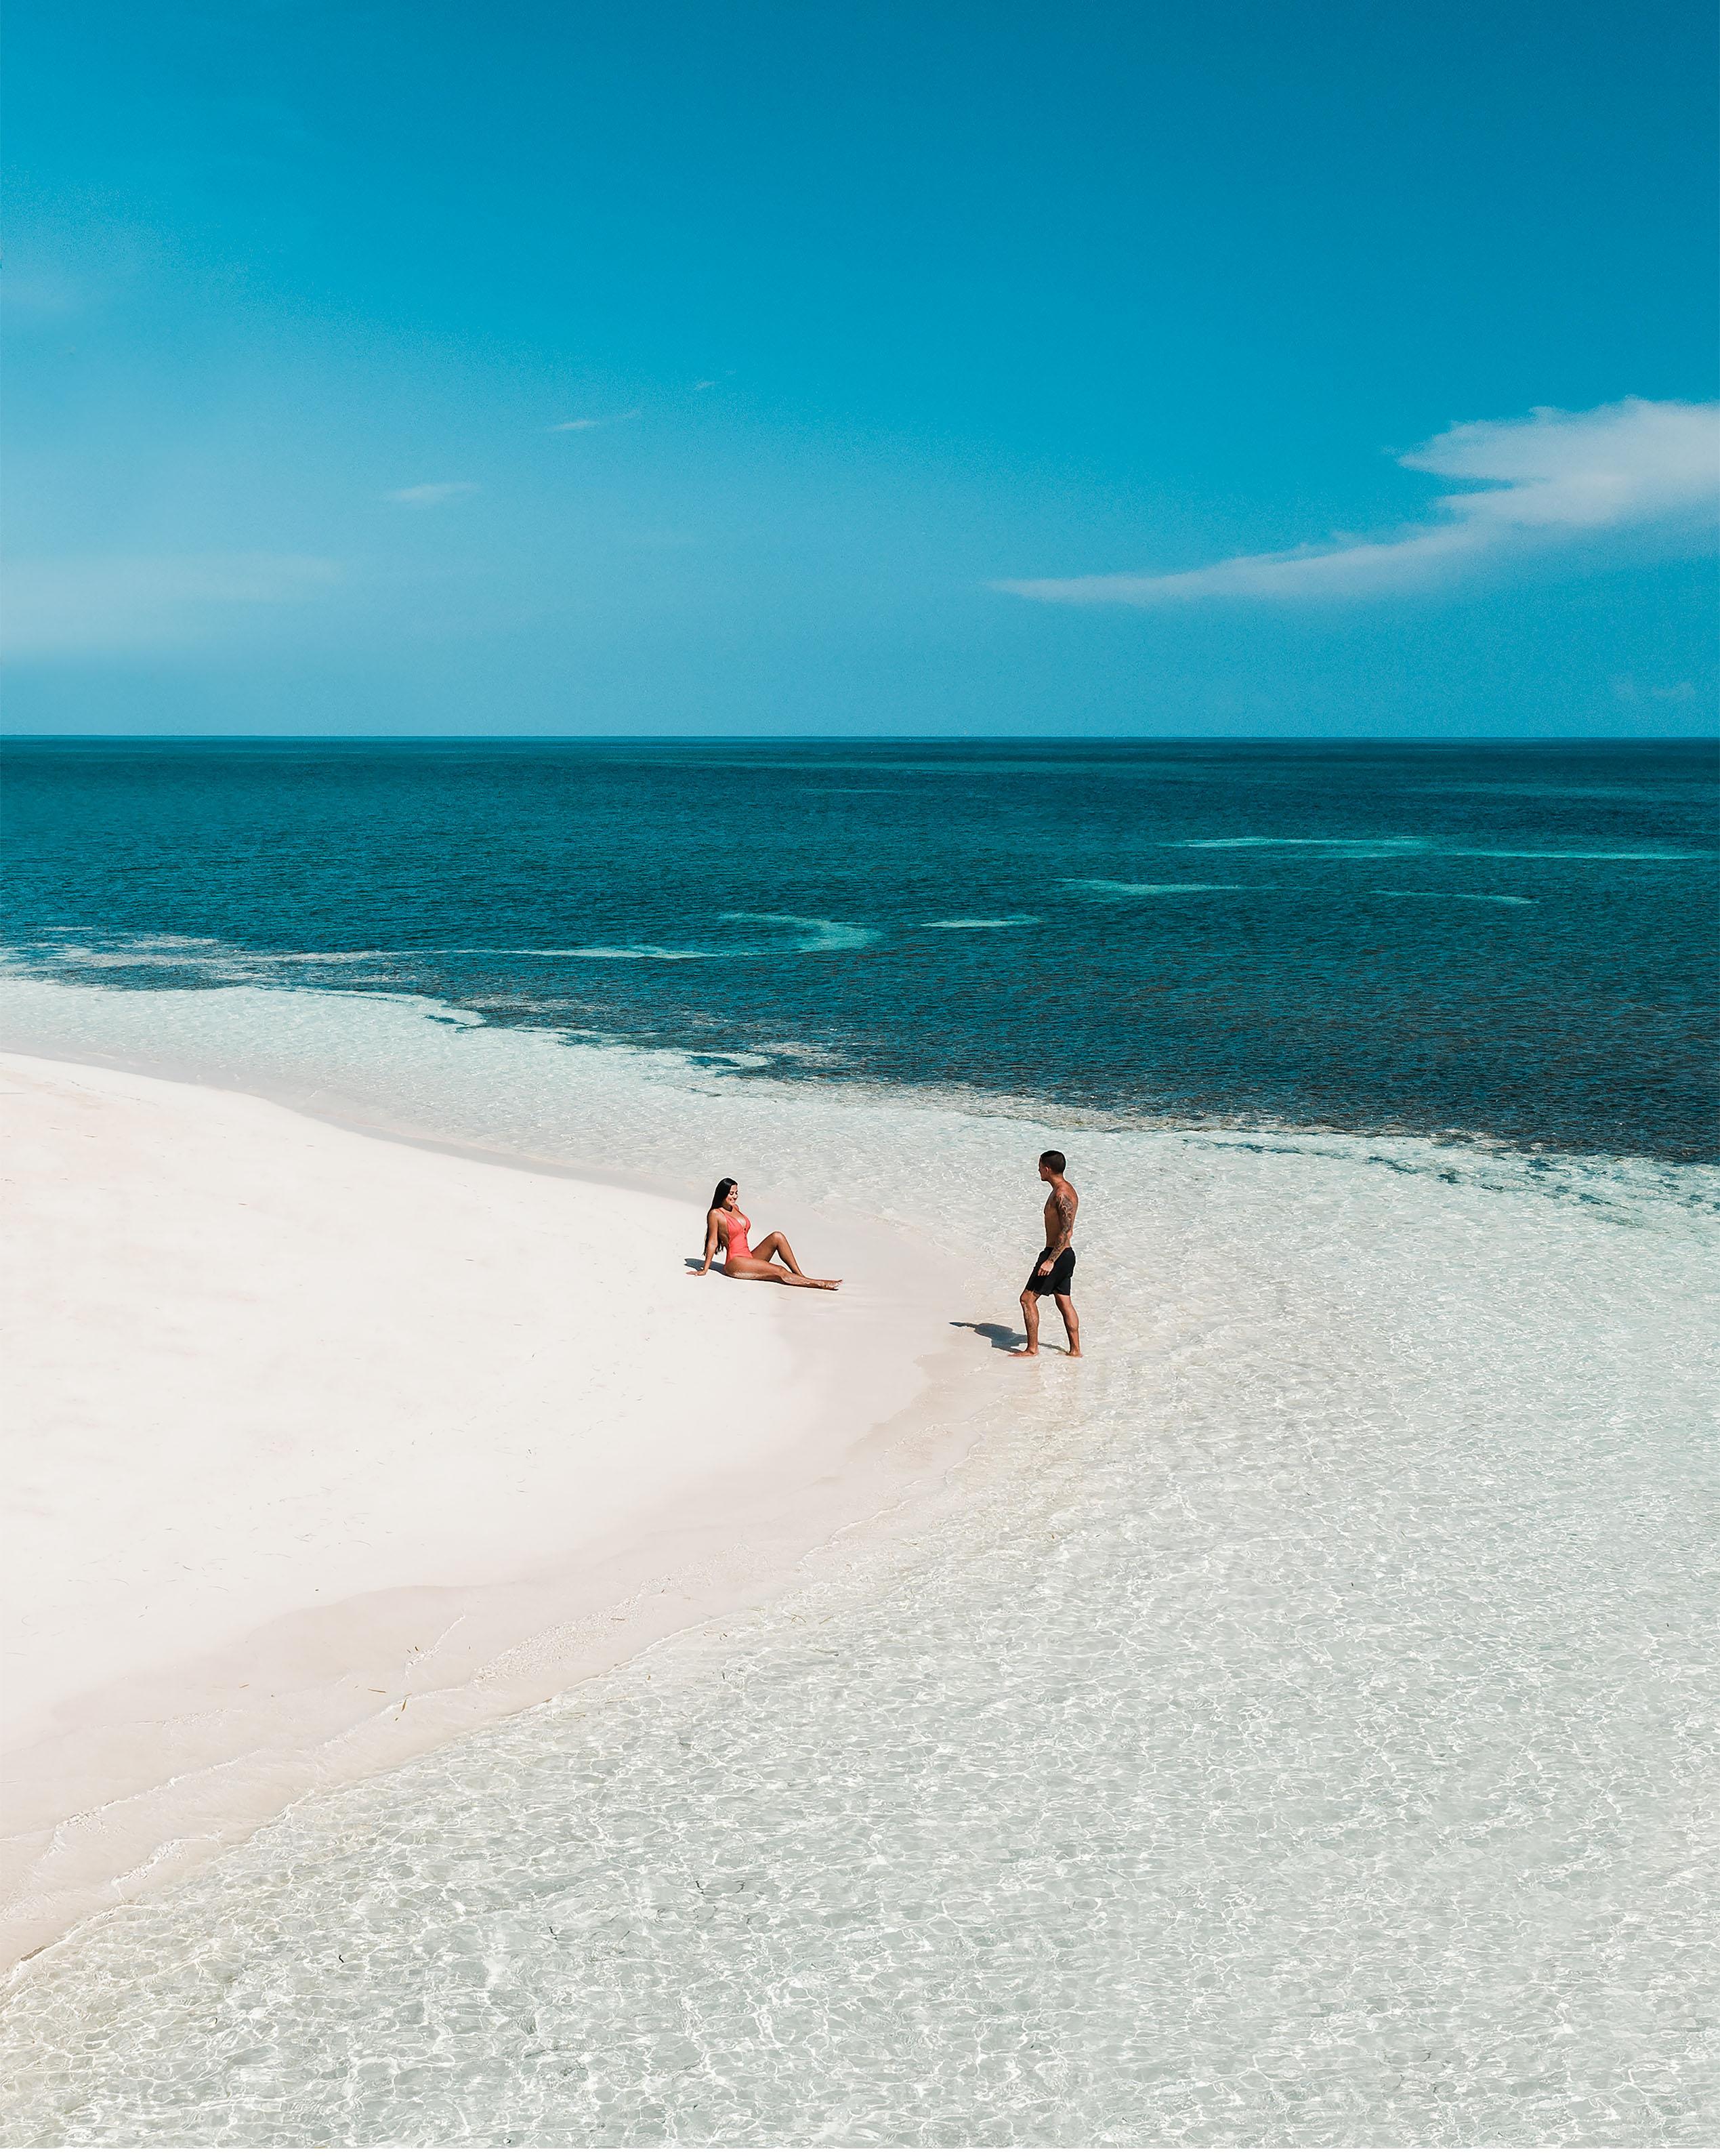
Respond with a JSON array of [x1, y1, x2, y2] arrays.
[[3, 737, 1715, 1159]]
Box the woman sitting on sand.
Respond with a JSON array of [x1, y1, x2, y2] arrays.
[[696, 1178, 841, 1291]]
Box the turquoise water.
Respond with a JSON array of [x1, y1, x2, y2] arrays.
[[1, 740, 1717, 2144], [3, 737, 1715, 1157]]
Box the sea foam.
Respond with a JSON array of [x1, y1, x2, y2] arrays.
[[1064, 879, 1251, 897], [1375, 890, 1536, 905], [1173, 837, 1711, 861]]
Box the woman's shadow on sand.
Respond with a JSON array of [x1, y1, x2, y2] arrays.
[[686, 1266, 1025, 1346], [949, 1320, 1028, 1352]]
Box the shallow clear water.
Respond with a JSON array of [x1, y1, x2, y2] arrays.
[[1, 740, 1717, 2144]]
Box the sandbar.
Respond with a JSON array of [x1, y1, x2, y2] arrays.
[[0, 1052, 964, 1966]]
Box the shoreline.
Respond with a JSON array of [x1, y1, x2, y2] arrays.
[[0, 1050, 996, 1970]]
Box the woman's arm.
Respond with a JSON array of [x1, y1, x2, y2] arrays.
[[698, 1210, 720, 1274]]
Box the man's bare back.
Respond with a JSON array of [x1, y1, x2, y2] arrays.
[[1013, 1149, 1082, 1358], [1041, 1177, 1077, 1255]]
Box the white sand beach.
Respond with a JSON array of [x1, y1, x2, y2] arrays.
[[0, 1052, 963, 1966]]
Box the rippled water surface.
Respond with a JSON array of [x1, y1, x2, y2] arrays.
[[4, 737, 1715, 1157], [1, 739, 1717, 2144]]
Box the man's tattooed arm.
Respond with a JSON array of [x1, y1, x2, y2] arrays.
[[1046, 1185, 1077, 1257]]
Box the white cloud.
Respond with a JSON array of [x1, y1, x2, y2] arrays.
[[2, 554, 341, 658], [385, 481, 480, 505], [1613, 674, 1699, 704], [996, 398, 1720, 606], [549, 409, 642, 432]]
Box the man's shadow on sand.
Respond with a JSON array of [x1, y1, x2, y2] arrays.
[[950, 1320, 1028, 1353]]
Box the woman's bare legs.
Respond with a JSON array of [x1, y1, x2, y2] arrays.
[[772, 1266, 841, 1289], [723, 1235, 841, 1291]]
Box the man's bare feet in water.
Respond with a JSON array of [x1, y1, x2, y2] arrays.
[[1012, 1293, 1081, 1356]]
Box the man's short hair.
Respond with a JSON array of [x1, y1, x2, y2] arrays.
[[1039, 1149, 1067, 1174]]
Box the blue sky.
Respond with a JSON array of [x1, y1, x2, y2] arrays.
[[5, 0, 1717, 736]]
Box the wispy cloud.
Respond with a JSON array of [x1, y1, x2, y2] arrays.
[[996, 398, 1720, 606], [1612, 675, 1699, 705], [385, 481, 480, 505], [549, 409, 642, 432], [2, 554, 340, 658]]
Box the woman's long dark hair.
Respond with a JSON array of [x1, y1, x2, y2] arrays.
[[710, 1177, 738, 1211]]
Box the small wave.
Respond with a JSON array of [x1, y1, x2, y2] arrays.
[[1178, 837, 1419, 851], [238, 952, 394, 965], [114, 934, 226, 949], [411, 945, 719, 961], [1064, 880, 1251, 898], [720, 913, 880, 953], [534, 946, 717, 962], [12, 938, 392, 969], [1174, 837, 1710, 861], [921, 917, 1040, 929], [1375, 891, 1536, 906], [1454, 847, 1709, 862], [28, 949, 219, 970]]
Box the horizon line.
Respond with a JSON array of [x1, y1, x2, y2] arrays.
[[3, 731, 1716, 747]]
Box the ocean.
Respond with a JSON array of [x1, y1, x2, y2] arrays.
[[1, 737, 1716, 2145], [3, 737, 1715, 1158]]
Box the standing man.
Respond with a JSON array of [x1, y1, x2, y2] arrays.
[[1015, 1149, 1081, 1358]]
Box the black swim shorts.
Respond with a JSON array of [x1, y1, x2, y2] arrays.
[[1024, 1245, 1076, 1296]]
